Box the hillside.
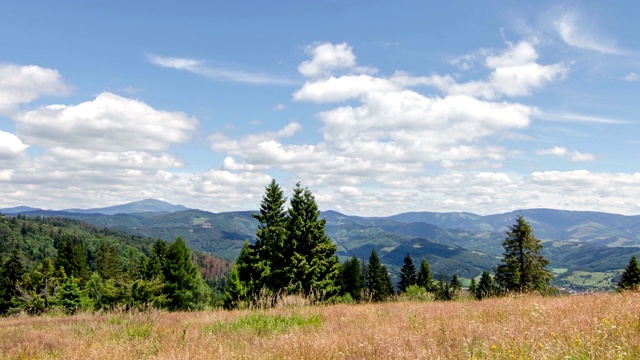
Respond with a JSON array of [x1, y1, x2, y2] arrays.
[[5, 202, 640, 290]]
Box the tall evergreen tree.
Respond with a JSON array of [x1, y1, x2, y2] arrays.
[[494, 215, 553, 293], [416, 258, 434, 292], [367, 249, 393, 302], [223, 266, 245, 310], [618, 255, 640, 291], [163, 237, 210, 311], [55, 235, 89, 281], [286, 183, 340, 300], [398, 254, 417, 293], [0, 249, 25, 314], [251, 179, 288, 293], [144, 240, 167, 280], [96, 242, 122, 280], [339, 254, 364, 301]]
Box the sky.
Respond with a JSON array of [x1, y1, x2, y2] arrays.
[[0, 1, 639, 216]]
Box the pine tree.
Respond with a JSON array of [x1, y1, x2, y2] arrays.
[[398, 254, 417, 293], [416, 258, 434, 292], [618, 255, 640, 291], [96, 242, 122, 280], [163, 237, 211, 311], [57, 276, 84, 314], [223, 266, 245, 309], [144, 240, 167, 280], [55, 235, 89, 282], [475, 271, 498, 300], [251, 179, 288, 294], [286, 183, 340, 301], [494, 215, 553, 293], [0, 249, 25, 314], [367, 249, 393, 302], [339, 254, 364, 301]]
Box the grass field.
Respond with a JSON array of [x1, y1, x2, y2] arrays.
[[2, 292, 640, 359]]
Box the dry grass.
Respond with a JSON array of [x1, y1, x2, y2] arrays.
[[2, 292, 640, 359]]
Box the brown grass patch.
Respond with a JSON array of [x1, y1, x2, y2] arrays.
[[2, 292, 640, 359]]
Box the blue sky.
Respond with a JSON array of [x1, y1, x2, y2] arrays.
[[0, 1, 638, 215]]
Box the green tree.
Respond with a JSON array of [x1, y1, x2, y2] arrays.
[[223, 266, 245, 309], [618, 255, 640, 291], [55, 235, 89, 281], [367, 249, 393, 302], [494, 215, 553, 293], [0, 249, 25, 314], [15, 258, 63, 315], [475, 271, 499, 300], [144, 240, 167, 280], [251, 179, 288, 294], [57, 276, 85, 314], [398, 254, 417, 293], [339, 254, 364, 301], [416, 258, 434, 292], [96, 242, 122, 280], [163, 237, 211, 311], [286, 183, 340, 301]]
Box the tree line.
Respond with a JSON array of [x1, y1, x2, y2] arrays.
[[224, 181, 560, 309], [0, 215, 226, 315]]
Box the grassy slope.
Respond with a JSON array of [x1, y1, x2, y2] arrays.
[[2, 292, 640, 359]]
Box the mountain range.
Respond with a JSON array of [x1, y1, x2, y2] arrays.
[[3, 199, 639, 290]]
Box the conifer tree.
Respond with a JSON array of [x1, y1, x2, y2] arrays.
[[55, 235, 89, 282], [339, 254, 364, 301], [398, 254, 417, 293], [252, 179, 288, 293], [367, 249, 393, 301], [144, 240, 168, 280], [223, 266, 245, 309], [475, 271, 499, 300], [57, 276, 84, 314], [494, 215, 553, 293], [163, 237, 210, 311], [286, 183, 340, 300], [618, 255, 640, 291], [96, 242, 122, 280], [0, 249, 25, 314], [416, 258, 434, 292]]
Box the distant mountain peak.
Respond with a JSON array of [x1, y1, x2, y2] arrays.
[[63, 198, 190, 215]]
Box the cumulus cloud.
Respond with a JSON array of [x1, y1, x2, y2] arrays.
[[0, 131, 28, 160], [0, 64, 70, 113], [624, 72, 638, 82], [391, 40, 567, 100], [147, 54, 295, 85], [554, 13, 623, 55], [536, 146, 594, 162], [15, 92, 197, 152]]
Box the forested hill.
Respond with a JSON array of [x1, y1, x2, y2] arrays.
[[0, 214, 230, 287]]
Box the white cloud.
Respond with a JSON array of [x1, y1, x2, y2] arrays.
[[624, 72, 638, 82], [147, 54, 296, 85], [536, 146, 594, 162], [15, 92, 197, 152], [0, 64, 70, 113], [535, 111, 629, 124], [298, 42, 357, 78], [554, 13, 623, 55], [0, 131, 28, 160], [390, 40, 567, 100]]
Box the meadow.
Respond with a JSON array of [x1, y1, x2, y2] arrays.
[[2, 292, 640, 359]]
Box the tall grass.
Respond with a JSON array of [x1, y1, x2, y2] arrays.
[[2, 292, 640, 359]]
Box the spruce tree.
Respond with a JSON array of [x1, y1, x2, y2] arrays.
[[96, 242, 122, 280], [339, 254, 364, 301], [252, 179, 288, 294], [367, 249, 393, 302], [144, 240, 167, 280], [286, 183, 340, 301], [57, 276, 84, 314], [416, 258, 434, 292], [618, 255, 640, 291], [398, 254, 417, 293], [0, 249, 25, 314], [494, 215, 553, 293], [476, 271, 498, 300], [163, 237, 210, 311], [55, 235, 89, 282], [223, 266, 245, 309]]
